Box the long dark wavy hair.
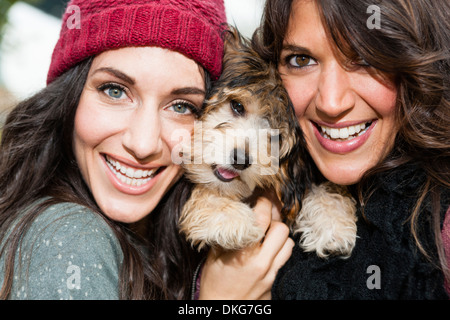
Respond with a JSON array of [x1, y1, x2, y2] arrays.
[[253, 0, 450, 283], [0, 57, 206, 299]]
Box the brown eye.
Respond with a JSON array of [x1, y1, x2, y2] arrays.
[[230, 100, 245, 116], [288, 55, 317, 68]]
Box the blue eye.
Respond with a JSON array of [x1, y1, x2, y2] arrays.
[[98, 83, 127, 100], [106, 87, 124, 99], [167, 100, 200, 117], [172, 103, 190, 114]]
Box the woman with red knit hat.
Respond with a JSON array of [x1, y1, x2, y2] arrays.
[[0, 0, 293, 299]]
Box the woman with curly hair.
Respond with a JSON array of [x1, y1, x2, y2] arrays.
[[253, 0, 450, 299]]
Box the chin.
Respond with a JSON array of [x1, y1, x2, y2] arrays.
[[321, 164, 366, 186], [98, 196, 154, 223]]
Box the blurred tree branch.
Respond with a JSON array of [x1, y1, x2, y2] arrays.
[[0, 0, 42, 44]]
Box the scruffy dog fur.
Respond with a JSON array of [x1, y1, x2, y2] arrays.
[[179, 29, 357, 258]]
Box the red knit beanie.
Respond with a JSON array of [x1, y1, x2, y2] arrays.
[[47, 0, 227, 84]]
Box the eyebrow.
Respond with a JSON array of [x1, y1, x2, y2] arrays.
[[171, 87, 205, 96], [92, 67, 205, 96], [280, 44, 313, 56], [92, 67, 135, 85]]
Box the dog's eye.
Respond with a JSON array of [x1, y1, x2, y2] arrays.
[[230, 100, 245, 116]]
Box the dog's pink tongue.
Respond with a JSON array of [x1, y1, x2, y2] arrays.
[[218, 167, 239, 179]]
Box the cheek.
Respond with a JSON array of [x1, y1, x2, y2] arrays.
[[74, 92, 126, 149], [73, 108, 103, 151], [73, 101, 96, 165], [281, 77, 316, 144], [160, 118, 196, 167], [73, 103, 101, 186], [72, 94, 126, 176], [282, 76, 316, 119], [163, 122, 193, 152], [358, 76, 397, 117]]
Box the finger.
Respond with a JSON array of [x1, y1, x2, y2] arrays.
[[207, 246, 223, 261], [273, 237, 294, 269], [259, 291, 272, 300], [266, 237, 294, 282], [253, 197, 273, 233], [259, 221, 290, 262], [271, 200, 281, 222], [260, 188, 282, 221]]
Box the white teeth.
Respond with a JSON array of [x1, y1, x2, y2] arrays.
[[319, 122, 372, 141], [105, 156, 158, 186], [348, 125, 356, 135], [330, 128, 339, 139], [339, 127, 349, 139], [134, 170, 143, 179], [126, 167, 134, 178]]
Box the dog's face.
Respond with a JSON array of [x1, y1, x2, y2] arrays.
[[182, 30, 310, 221], [187, 89, 281, 200]]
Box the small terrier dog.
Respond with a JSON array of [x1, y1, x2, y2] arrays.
[[179, 29, 357, 258]]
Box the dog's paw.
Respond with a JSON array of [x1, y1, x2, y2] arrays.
[[293, 182, 357, 258], [181, 199, 265, 251], [208, 203, 265, 250]]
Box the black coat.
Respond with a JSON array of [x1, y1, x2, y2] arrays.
[[273, 164, 449, 299]]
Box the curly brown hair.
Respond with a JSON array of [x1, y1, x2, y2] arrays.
[[253, 0, 450, 284]]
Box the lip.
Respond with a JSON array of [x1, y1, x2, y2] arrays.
[[312, 120, 377, 154], [101, 153, 166, 195], [314, 119, 374, 129]]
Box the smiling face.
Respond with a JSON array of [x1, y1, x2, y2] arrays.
[[278, 0, 399, 185], [74, 46, 206, 223]]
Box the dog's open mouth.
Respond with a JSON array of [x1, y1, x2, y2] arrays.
[[213, 165, 240, 182]]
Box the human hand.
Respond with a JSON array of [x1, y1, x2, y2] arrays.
[[198, 196, 294, 300]]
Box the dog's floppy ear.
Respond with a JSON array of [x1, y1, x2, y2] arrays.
[[216, 27, 269, 91], [276, 98, 312, 224], [221, 26, 251, 61]]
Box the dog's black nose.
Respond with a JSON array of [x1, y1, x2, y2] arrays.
[[231, 148, 251, 170]]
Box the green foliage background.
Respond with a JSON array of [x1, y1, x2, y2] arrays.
[[0, 0, 42, 44]]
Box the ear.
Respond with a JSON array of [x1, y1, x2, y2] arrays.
[[222, 26, 249, 57]]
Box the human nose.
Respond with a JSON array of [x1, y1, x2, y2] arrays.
[[315, 62, 355, 118], [122, 104, 163, 160]]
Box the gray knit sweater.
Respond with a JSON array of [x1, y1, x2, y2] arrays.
[[0, 202, 123, 300]]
